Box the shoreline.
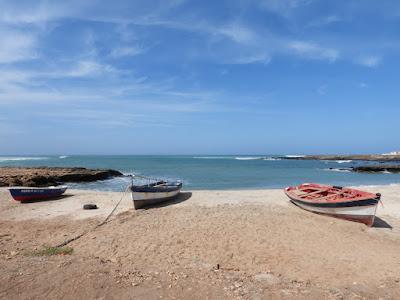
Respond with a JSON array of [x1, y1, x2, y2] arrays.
[[1, 185, 400, 299], [1, 183, 400, 221]]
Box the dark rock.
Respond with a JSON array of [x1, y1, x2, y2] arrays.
[[0, 167, 123, 187], [279, 154, 400, 162], [352, 165, 400, 173]]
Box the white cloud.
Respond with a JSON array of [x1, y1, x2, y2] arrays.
[[307, 15, 342, 28], [110, 46, 143, 58], [355, 55, 382, 67], [65, 61, 117, 77], [258, 0, 312, 16], [0, 29, 37, 63], [217, 24, 257, 44], [288, 41, 339, 62], [358, 82, 368, 88], [232, 53, 271, 65], [0, 2, 67, 24]]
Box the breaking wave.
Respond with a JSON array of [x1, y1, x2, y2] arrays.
[[235, 157, 264, 160], [335, 160, 352, 164], [0, 156, 49, 162], [263, 157, 281, 161], [59, 155, 68, 159], [193, 156, 233, 159], [323, 168, 352, 173], [193, 156, 281, 161]]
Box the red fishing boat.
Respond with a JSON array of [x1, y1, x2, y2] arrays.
[[284, 183, 381, 226]]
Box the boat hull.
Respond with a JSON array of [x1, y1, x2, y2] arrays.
[[288, 196, 378, 226], [131, 190, 181, 209], [131, 189, 181, 209], [130, 182, 182, 209], [9, 186, 68, 202]]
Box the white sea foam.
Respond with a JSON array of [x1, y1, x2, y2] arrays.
[[335, 160, 352, 163], [235, 157, 264, 160], [285, 155, 305, 158], [59, 155, 68, 159], [323, 168, 351, 173], [0, 156, 49, 162], [381, 170, 393, 174], [263, 157, 281, 161], [193, 156, 233, 159]]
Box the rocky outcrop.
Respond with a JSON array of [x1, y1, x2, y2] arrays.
[[280, 154, 400, 162], [352, 165, 400, 173], [0, 167, 123, 187]]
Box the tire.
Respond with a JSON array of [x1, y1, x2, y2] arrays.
[[83, 204, 98, 210]]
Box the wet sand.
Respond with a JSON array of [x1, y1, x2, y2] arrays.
[[1, 185, 400, 299]]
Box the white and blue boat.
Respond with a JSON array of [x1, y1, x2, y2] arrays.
[[130, 181, 182, 209], [8, 186, 68, 202]]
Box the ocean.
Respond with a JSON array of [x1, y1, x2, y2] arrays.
[[1, 155, 400, 191]]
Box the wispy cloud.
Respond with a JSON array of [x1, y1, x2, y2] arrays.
[[355, 55, 382, 67], [64, 60, 118, 77], [217, 23, 258, 44], [232, 53, 271, 65], [258, 0, 312, 17], [0, 29, 38, 63], [0, 1, 68, 24], [288, 41, 339, 62], [110, 46, 143, 58], [306, 15, 342, 28]]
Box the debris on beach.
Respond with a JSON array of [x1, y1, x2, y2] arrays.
[[83, 204, 98, 210]]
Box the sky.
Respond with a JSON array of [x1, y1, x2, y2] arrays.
[[0, 0, 399, 155]]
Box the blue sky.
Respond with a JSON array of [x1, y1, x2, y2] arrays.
[[0, 0, 399, 155]]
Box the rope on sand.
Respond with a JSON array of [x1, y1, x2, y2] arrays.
[[55, 185, 130, 248]]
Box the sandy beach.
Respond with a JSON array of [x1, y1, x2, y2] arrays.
[[1, 185, 400, 299]]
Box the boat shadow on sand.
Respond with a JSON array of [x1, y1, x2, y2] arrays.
[[19, 194, 73, 204], [372, 216, 392, 229], [141, 192, 192, 210]]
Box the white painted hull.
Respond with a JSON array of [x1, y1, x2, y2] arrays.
[[291, 199, 378, 226], [293, 200, 378, 216], [131, 189, 180, 201], [131, 189, 181, 209]]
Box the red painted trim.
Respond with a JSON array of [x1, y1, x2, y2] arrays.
[[12, 194, 61, 202]]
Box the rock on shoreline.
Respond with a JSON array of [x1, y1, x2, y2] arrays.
[[0, 167, 123, 187], [352, 165, 400, 173], [280, 154, 400, 162]]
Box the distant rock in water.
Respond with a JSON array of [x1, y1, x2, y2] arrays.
[[280, 154, 400, 162], [0, 167, 123, 187], [352, 165, 400, 173]]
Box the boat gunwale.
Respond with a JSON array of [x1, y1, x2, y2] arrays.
[[286, 192, 379, 208], [130, 182, 182, 193], [8, 186, 68, 190]]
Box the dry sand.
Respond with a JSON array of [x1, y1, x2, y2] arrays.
[[1, 185, 400, 299]]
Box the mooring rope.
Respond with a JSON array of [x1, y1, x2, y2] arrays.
[[126, 173, 165, 183], [55, 185, 130, 248], [55, 173, 169, 248]]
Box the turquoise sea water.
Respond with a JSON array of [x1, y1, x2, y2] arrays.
[[1, 155, 400, 191]]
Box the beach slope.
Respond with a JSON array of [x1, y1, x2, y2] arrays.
[[1, 186, 400, 299]]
